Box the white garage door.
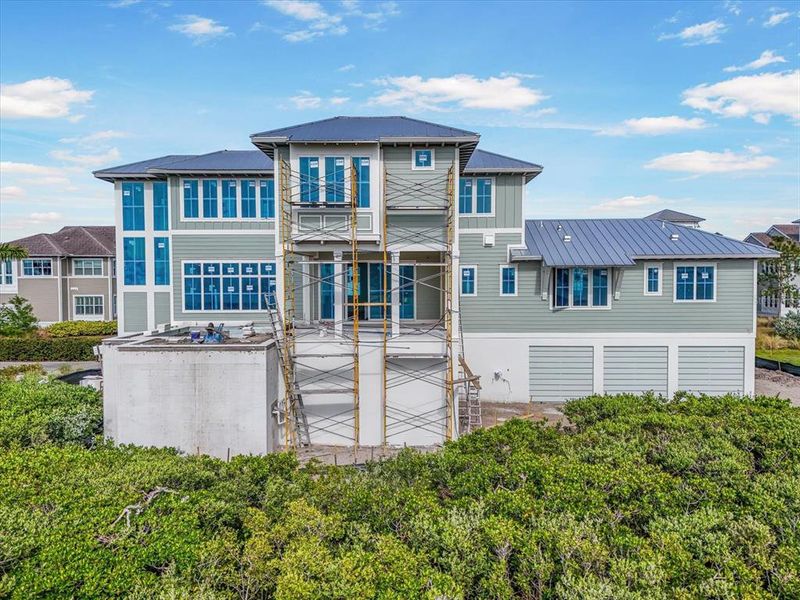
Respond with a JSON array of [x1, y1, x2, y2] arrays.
[[604, 346, 668, 396], [530, 346, 594, 402], [678, 346, 745, 395]]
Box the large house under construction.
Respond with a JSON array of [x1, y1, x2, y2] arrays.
[[94, 116, 776, 455]]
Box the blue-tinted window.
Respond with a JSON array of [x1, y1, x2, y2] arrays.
[[592, 268, 608, 306], [676, 266, 695, 301], [696, 266, 715, 300], [476, 178, 492, 214], [242, 276, 259, 310], [572, 268, 588, 306], [154, 237, 170, 285], [399, 265, 414, 319], [647, 266, 660, 293], [353, 157, 370, 207], [202, 180, 218, 218], [413, 149, 433, 169], [122, 182, 144, 230], [555, 268, 569, 307], [369, 262, 388, 320], [184, 265, 202, 310], [153, 182, 169, 230], [202, 263, 221, 310], [241, 180, 256, 217], [459, 179, 473, 214], [260, 180, 275, 218], [222, 263, 240, 310], [325, 157, 345, 203], [320, 263, 335, 320], [261, 274, 276, 309], [183, 180, 199, 219], [299, 157, 319, 203], [222, 180, 237, 218], [461, 266, 476, 295], [123, 237, 145, 285], [501, 266, 516, 296]]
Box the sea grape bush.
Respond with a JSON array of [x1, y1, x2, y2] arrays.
[[45, 320, 118, 338], [0, 380, 798, 599], [774, 310, 800, 340]]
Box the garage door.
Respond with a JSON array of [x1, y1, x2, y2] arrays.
[[604, 346, 668, 395], [530, 346, 594, 402], [678, 346, 745, 395]]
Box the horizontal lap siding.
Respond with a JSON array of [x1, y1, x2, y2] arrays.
[[383, 146, 455, 210], [169, 177, 276, 231], [459, 175, 522, 229], [123, 292, 147, 332], [388, 214, 446, 247], [530, 346, 594, 402], [604, 346, 668, 395], [678, 346, 745, 395]]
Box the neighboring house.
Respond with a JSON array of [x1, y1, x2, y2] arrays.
[[93, 116, 777, 452], [0, 226, 117, 324], [744, 220, 800, 317], [644, 209, 705, 228]]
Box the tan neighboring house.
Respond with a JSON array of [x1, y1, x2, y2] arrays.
[[0, 226, 116, 324], [744, 220, 800, 317]]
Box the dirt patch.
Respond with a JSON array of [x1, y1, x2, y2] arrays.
[[755, 367, 800, 405], [481, 401, 569, 427]]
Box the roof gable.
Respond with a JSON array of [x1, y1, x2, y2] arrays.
[[644, 209, 705, 223]]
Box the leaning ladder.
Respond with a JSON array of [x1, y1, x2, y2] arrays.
[[265, 295, 311, 447], [455, 305, 482, 433]]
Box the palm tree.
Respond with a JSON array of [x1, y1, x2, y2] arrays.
[[0, 243, 28, 261]]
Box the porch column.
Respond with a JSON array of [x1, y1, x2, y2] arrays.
[[391, 251, 400, 337], [334, 250, 344, 337]]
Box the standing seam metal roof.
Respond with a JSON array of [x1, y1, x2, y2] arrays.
[[250, 116, 479, 141]]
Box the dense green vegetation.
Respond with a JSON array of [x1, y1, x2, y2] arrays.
[[45, 320, 118, 338], [0, 378, 798, 598], [0, 336, 103, 361]]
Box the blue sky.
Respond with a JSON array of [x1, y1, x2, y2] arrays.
[[1, 0, 798, 240]]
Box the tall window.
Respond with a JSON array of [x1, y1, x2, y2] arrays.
[[222, 180, 237, 218], [555, 268, 569, 307], [399, 265, 414, 319], [645, 264, 661, 295], [183, 180, 199, 218], [299, 157, 320, 203], [412, 149, 434, 170], [459, 179, 473, 214], [325, 157, 345, 203], [122, 182, 144, 230], [500, 265, 517, 296], [1, 259, 13, 285], [572, 268, 589, 307], [74, 296, 104, 319], [260, 263, 277, 309], [461, 266, 476, 296], [554, 267, 610, 308], [260, 179, 275, 218], [592, 269, 608, 306], [183, 264, 202, 310], [183, 261, 276, 311], [123, 237, 145, 285], [22, 259, 52, 276], [73, 258, 102, 276], [154, 238, 170, 285], [320, 263, 335, 320], [676, 264, 715, 301], [241, 180, 257, 217], [476, 179, 492, 214], [203, 180, 218, 218], [222, 263, 240, 310], [353, 157, 370, 207], [458, 178, 493, 215], [153, 181, 169, 230]]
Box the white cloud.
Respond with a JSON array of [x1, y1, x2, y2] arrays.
[[289, 91, 322, 109], [764, 11, 791, 27], [266, 0, 328, 20], [592, 194, 664, 211], [169, 15, 231, 44], [644, 147, 778, 174], [337, 64, 356, 72], [682, 70, 800, 123], [341, 0, 400, 30], [28, 212, 63, 223], [724, 1, 742, 16], [0, 161, 74, 179], [329, 96, 349, 105], [0, 77, 93, 120], [370, 74, 547, 111], [659, 19, 726, 45], [0, 186, 25, 200], [49, 148, 121, 167], [58, 130, 130, 145], [109, 0, 142, 7], [599, 116, 708, 136], [724, 50, 787, 72], [264, 0, 398, 41]]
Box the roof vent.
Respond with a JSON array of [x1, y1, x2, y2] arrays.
[[563, 234, 572, 243], [670, 233, 680, 241]]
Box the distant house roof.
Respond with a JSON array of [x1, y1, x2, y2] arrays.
[[464, 149, 543, 182], [744, 232, 774, 248], [768, 224, 800, 242], [644, 209, 705, 224], [517, 219, 777, 267], [94, 151, 271, 181], [6, 226, 115, 257]]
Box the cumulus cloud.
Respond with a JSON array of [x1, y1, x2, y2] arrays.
[[598, 116, 708, 136], [264, 0, 347, 41], [644, 147, 778, 175], [724, 50, 787, 72], [659, 19, 726, 45], [682, 70, 800, 123], [764, 10, 791, 27], [370, 74, 547, 111], [289, 91, 322, 109], [169, 15, 232, 43], [58, 130, 130, 146], [0, 77, 93, 120], [49, 147, 121, 167], [592, 195, 664, 211]]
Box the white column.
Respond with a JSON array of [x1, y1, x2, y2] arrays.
[[391, 251, 400, 337], [334, 250, 344, 337]]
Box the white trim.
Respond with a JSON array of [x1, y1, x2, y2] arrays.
[[458, 176, 496, 218], [0, 258, 18, 293], [643, 262, 663, 296], [673, 262, 717, 303], [179, 177, 275, 223], [179, 259, 275, 314], [19, 258, 55, 278], [411, 147, 435, 171], [460, 265, 477, 297], [551, 266, 612, 310], [73, 294, 105, 321], [499, 264, 518, 297], [458, 228, 523, 235], [72, 258, 104, 277]]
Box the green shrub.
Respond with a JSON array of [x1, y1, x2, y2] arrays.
[[0, 336, 102, 361], [45, 320, 118, 338], [0, 364, 45, 380], [0, 296, 38, 336], [774, 310, 800, 340]]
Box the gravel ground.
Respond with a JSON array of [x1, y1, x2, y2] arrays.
[[755, 367, 800, 405]]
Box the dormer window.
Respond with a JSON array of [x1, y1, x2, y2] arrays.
[[412, 148, 434, 170]]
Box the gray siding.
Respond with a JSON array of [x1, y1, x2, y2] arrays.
[[415, 265, 441, 320], [169, 176, 275, 231], [383, 146, 455, 210], [13, 276, 60, 323], [604, 346, 668, 395], [678, 346, 745, 395], [459, 174, 523, 229], [530, 346, 594, 402], [387, 214, 446, 247], [123, 292, 147, 332], [154, 292, 171, 326], [459, 233, 755, 334], [172, 234, 275, 322]]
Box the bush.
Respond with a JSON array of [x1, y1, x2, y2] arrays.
[[0, 296, 38, 336], [45, 320, 118, 338], [774, 310, 800, 340], [0, 364, 45, 380], [0, 336, 102, 361]]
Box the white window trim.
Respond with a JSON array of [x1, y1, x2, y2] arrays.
[[180, 259, 275, 314], [72, 258, 104, 277], [73, 295, 105, 321], [180, 178, 274, 223], [673, 262, 717, 303], [460, 265, 478, 297], [0, 259, 18, 292], [411, 148, 435, 171], [551, 267, 612, 310], [499, 264, 518, 297], [19, 258, 55, 278], [458, 176, 496, 218], [643, 262, 663, 296]]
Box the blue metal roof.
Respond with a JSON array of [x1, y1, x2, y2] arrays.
[[465, 149, 542, 172], [149, 150, 272, 172], [520, 219, 778, 267], [93, 155, 195, 178], [250, 116, 479, 142], [644, 209, 705, 223]]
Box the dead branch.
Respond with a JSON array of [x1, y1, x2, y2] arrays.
[[110, 487, 176, 529]]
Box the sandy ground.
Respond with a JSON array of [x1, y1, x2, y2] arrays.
[[755, 367, 800, 405]]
